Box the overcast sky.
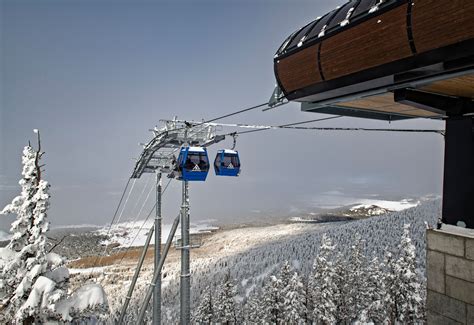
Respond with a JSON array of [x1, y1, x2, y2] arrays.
[[0, 0, 444, 230]]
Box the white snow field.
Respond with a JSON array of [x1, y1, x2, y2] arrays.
[[349, 198, 419, 212], [96, 219, 219, 247], [79, 199, 440, 323]]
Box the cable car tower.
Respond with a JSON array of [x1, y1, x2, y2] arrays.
[[120, 118, 225, 325], [117, 106, 444, 324]]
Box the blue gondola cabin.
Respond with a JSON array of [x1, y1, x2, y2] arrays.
[[214, 149, 241, 177], [176, 146, 210, 181]]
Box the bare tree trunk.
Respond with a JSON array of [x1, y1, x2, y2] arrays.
[[34, 130, 42, 184]]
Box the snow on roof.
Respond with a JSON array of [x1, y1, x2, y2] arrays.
[[223, 149, 238, 154], [188, 146, 205, 152]]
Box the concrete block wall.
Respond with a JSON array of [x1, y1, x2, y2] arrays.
[[426, 227, 474, 324]]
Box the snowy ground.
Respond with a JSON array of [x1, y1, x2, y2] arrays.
[[96, 219, 219, 248], [349, 198, 419, 211], [64, 198, 439, 322], [0, 197, 435, 322]]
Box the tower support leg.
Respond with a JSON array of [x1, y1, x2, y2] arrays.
[[180, 181, 191, 324], [153, 173, 162, 325], [442, 116, 474, 228]]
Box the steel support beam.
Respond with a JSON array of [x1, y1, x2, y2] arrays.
[[137, 214, 180, 324], [180, 181, 191, 324], [394, 88, 474, 228], [117, 226, 155, 324], [153, 173, 162, 325], [442, 116, 474, 228]]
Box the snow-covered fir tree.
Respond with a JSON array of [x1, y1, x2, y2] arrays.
[[214, 274, 237, 324], [113, 199, 436, 321], [311, 233, 338, 324], [192, 286, 214, 324], [361, 256, 388, 324], [243, 292, 263, 323], [333, 251, 350, 324], [383, 250, 397, 322], [282, 272, 306, 324], [235, 226, 427, 325], [13, 178, 63, 322], [302, 277, 314, 324], [257, 261, 294, 324], [392, 224, 425, 323], [0, 134, 109, 324], [0, 144, 60, 323], [2, 146, 38, 252], [279, 260, 292, 290], [346, 233, 369, 322], [261, 275, 283, 324]]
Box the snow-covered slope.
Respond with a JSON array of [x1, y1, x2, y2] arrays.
[[91, 199, 440, 322], [96, 219, 218, 247], [182, 200, 439, 313], [349, 198, 419, 212]]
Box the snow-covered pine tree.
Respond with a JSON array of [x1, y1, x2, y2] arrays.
[[282, 272, 306, 324], [13, 177, 63, 323], [2, 146, 38, 252], [29, 179, 50, 259], [0, 133, 108, 323], [261, 275, 283, 324], [214, 274, 237, 324], [393, 224, 424, 323], [361, 257, 388, 324], [311, 233, 338, 324], [279, 260, 292, 290], [302, 277, 314, 324], [382, 250, 397, 322], [346, 233, 369, 322], [0, 136, 71, 324], [0, 144, 56, 323], [260, 260, 300, 324], [192, 286, 214, 324], [333, 251, 350, 324], [243, 292, 263, 324]]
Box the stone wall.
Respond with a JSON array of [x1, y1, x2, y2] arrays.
[[426, 227, 474, 324]]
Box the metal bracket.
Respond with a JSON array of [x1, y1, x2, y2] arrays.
[[131, 119, 221, 179], [264, 84, 288, 111], [231, 133, 237, 150]]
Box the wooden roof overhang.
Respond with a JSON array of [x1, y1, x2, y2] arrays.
[[274, 0, 474, 121]]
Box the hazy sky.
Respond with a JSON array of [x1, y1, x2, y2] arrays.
[[0, 0, 444, 229]]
